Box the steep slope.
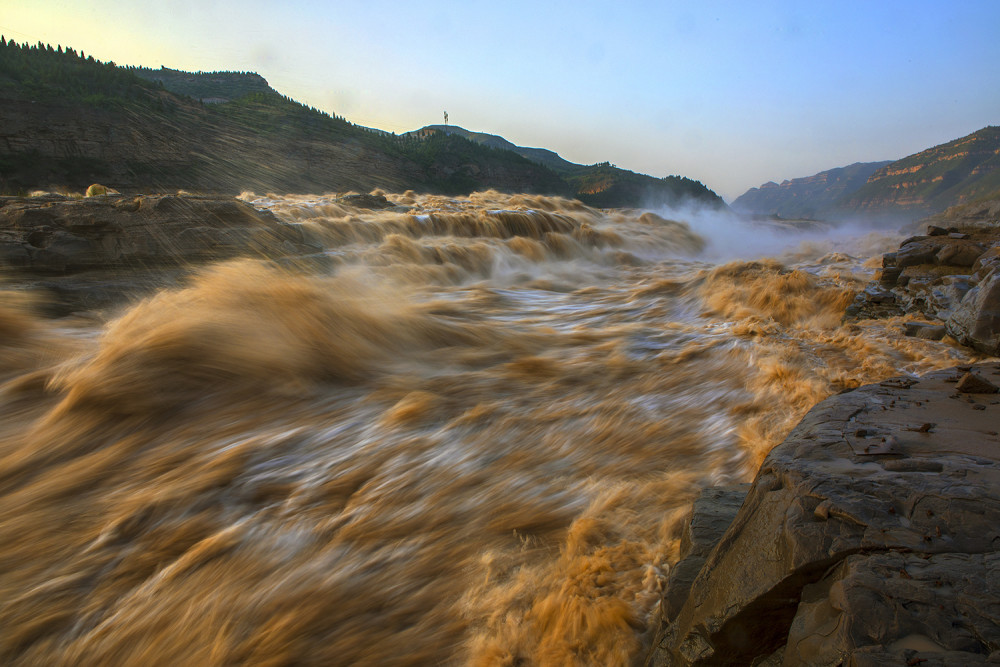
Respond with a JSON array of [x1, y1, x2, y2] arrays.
[[732, 161, 892, 218], [843, 126, 1000, 216]]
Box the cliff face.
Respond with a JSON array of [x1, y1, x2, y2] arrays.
[[734, 127, 1000, 222], [130, 67, 276, 103], [732, 161, 891, 219], [842, 126, 1000, 218]]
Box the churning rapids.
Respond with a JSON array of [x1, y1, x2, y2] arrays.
[[0, 190, 979, 665]]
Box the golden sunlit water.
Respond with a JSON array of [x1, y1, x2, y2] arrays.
[[0, 191, 977, 665]]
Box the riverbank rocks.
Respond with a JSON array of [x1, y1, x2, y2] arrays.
[[845, 212, 1000, 354], [646, 362, 1000, 666], [0, 193, 320, 313]]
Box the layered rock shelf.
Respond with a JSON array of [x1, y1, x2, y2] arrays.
[[646, 363, 1000, 665]]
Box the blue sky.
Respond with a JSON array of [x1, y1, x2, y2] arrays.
[[4, 1, 999, 200]]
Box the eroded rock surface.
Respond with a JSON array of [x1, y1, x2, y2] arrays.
[[647, 363, 1000, 666]]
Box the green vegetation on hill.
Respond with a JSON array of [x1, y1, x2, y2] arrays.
[[0, 38, 726, 207], [565, 163, 721, 209], [399, 131, 572, 196], [0, 37, 162, 109]]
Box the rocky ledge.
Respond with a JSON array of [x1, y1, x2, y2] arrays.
[[646, 363, 1000, 666], [0, 193, 319, 313]]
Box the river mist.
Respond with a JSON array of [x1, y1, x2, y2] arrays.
[[0, 190, 975, 665]]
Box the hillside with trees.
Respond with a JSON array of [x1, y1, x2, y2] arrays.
[[0, 38, 725, 208]]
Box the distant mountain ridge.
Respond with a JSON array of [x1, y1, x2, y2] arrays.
[[415, 125, 579, 173], [732, 161, 892, 218], [843, 126, 1000, 216], [734, 126, 1000, 221], [411, 124, 723, 209]]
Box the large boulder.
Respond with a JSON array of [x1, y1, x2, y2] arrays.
[[947, 271, 1000, 354], [647, 363, 1000, 666]]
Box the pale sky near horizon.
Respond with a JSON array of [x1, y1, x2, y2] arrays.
[[4, 1, 999, 201]]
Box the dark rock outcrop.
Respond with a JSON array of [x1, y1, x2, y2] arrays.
[[647, 363, 1000, 666], [0, 193, 314, 274]]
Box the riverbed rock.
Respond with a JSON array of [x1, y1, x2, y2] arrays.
[[0, 194, 321, 314], [0, 193, 315, 274], [903, 322, 947, 341], [646, 362, 1000, 666]]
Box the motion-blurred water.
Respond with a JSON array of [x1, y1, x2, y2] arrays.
[[0, 191, 974, 665]]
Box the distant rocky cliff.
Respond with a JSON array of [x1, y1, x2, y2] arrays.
[[843, 126, 1000, 217], [732, 162, 891, 219], [735, 126, 1000, 222]]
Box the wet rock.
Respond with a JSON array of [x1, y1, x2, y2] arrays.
[[955, 372, 999, 394], [846, 217, 1000, 354], [971, 245, 1000, 285], [935, 240, 985, 266], [783, 552, 1000, 666], [876, 266, 902, 285], [646, 363, 1000, 666], [894, 274, 971, 321], [843, 284, 903, 320], [895, 238, 939, 268]]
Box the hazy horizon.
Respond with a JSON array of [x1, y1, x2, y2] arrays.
[[4, 1, 999, 201]]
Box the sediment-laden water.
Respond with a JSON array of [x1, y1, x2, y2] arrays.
[[0, 191, 977, 665]]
